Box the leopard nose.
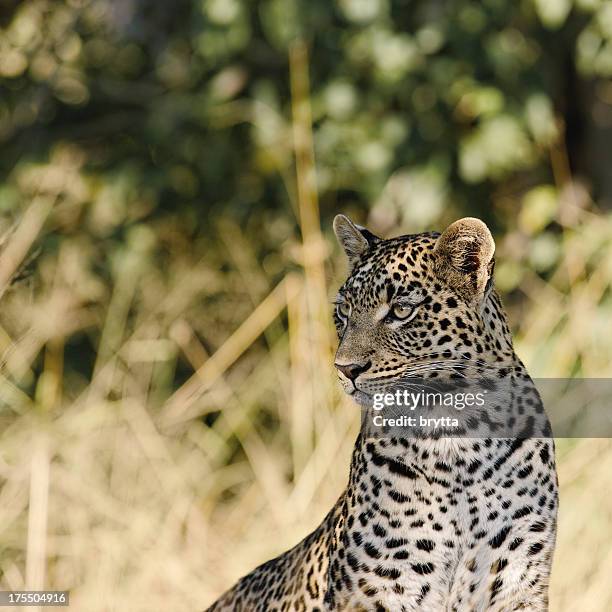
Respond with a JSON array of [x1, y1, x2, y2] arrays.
[[335, 360, 372, 381]]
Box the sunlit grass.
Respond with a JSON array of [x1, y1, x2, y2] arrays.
[[1, 204, 612, 611]]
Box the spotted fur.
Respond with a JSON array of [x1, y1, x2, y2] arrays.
[[206, 216, 558, 611]]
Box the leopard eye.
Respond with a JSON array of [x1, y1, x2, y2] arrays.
[[390, 303, 414, 321], [392, 304, 412, 319], [337, 302, 351, 318]]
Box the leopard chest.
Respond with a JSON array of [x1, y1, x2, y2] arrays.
[[324, 437, 557, 610]]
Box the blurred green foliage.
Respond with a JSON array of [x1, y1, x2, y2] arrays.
[[1, 0, 612, 375], [2, 0, 612, 220]]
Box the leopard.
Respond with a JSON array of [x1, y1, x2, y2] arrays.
[[206, 215, 558, 611]]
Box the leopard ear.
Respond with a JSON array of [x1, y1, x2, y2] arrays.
[[434, 217, 495, 300], [333, 214, 380, 270]]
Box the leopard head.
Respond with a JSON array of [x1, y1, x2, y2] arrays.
[[332, 214, 516, 405]]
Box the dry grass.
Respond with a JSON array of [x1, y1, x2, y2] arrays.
[[0, 199, 610, 612], [0, 206, 612, 612]]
